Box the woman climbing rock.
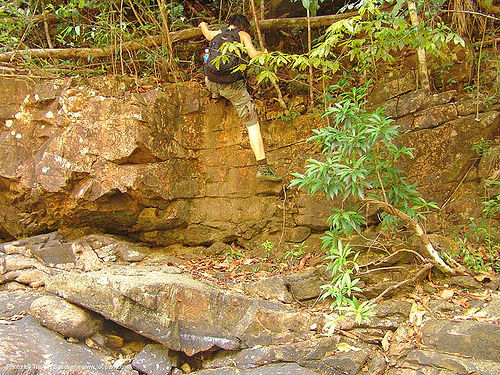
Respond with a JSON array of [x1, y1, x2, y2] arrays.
[[199, 14, 281, 182]]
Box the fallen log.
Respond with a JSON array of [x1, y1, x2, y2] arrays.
[[0, 11, 357, 62]]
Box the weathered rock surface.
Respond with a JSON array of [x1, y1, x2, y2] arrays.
[[421, 318, 500, 362], [404, 349, 500, 375], [0, 315, 119, 375], [131, 344, 173, 375], [1, 75, 498, 252], [45, 265, 320, 355], [30, 295, 104, 339], [192, 363, 322, 375], [203, 336, 376, 375], [0, 289, 47, 317], [0, 232, 153, 289], [203, 336, 341, 370]]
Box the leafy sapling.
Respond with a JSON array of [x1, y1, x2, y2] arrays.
[[290, 80, 457, 327]]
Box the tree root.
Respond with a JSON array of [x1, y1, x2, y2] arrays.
[[371, 263, 433, 305]]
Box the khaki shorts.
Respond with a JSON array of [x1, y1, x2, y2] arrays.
[[205, 77, 259, 127]]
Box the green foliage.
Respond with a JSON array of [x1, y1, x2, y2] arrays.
[[289, 80, 440, 325], [284, 241, 307, 266], [209, 41, 245, 71], [262, 240, 275, 252], [224, 246, 243, 260], [293, 0, 325, 16], [289, 80, 435, 228], [245, 0, 464, 100], [0, 1, 33, 51], [320, 238, 362, 308], [0, 0, 191, 76], [320, 0, 464, 73], [262, 240, 275, 261]]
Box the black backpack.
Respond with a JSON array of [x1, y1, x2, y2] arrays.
[[204, 27, 244, 84]]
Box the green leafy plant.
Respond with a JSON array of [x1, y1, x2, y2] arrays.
[[262, 240, 275, 260], [262, 240, 275, 252], [319, 238, 362, 309], [224, 246, 243, 261]]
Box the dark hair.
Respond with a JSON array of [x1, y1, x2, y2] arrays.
[[227, 14, 251, 33]]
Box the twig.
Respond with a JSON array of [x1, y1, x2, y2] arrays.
[[359, 248, 426, 269], [408, 0, 430, 91], [441, 158, 477, 210], [277, 184, 288, 250], [307, 7, 314, 105], [371, 263, 433, 305], [441, 9, 500, 22], [369, 233, 389, 253], [358, 265, 408, 275], [40, 0, 53, 49]]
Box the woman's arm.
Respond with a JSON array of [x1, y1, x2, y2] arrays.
[[239, 31, 267, 59], [198, 21, 221, 41]]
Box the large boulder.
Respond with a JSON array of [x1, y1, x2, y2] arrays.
[[421, 319, 500, 362]]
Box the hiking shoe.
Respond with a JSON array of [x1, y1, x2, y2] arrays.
[[256, 164, 282, 182]]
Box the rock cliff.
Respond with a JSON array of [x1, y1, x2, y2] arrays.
[[0, 72, 498, 253]]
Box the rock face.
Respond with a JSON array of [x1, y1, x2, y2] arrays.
[[45, 265, 319, 356], [0, 75, 498, 252]]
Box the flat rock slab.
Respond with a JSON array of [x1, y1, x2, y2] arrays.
[[203, 336, 341, 370], [0, 315, 119, 375], [204, 336, 374, 375], [46, 265, 317, 355], [421, 318, 500, 362], [192, 363, 321, 374]]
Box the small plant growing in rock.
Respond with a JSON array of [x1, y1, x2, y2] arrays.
[[224, 246, 243, 261], [284, 242, 307, 266], [262, 240, 275, 261]]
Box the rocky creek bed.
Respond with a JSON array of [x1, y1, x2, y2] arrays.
[[1, 232, 500, 375]]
